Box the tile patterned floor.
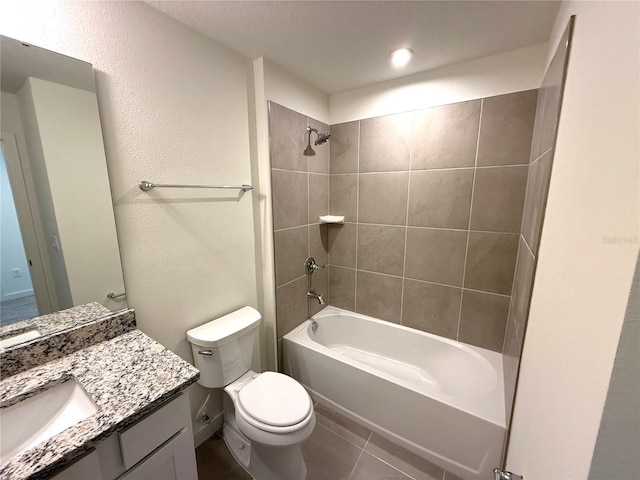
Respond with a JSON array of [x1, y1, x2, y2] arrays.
[[195, 401, 465, 480]]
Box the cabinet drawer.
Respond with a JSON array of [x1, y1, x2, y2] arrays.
[[50, 450, 102, 480], [119, 394, 188, 470]]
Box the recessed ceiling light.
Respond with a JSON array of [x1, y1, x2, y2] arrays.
[[391, 48, 413, 68]]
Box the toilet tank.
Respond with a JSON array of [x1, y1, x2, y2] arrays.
[[187, 307, 261, 388]]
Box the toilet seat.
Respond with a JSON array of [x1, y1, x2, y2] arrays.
[[235, 372, 313, 434]]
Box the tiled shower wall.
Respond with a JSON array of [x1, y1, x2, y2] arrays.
[[269, 102, 330, 359], [327, 90, 538, 353], [503, 20, 573, 425]]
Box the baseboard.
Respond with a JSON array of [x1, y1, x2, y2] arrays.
[[2, 289, 34, 301], [193, 410, 223, 447]]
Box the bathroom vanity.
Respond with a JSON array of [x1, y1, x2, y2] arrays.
[[0, 309, 199, 480]]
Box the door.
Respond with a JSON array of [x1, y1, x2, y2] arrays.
[[0, 131, 52, 321]]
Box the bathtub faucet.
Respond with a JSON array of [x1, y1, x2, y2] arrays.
[[307, 291, 326, 305]]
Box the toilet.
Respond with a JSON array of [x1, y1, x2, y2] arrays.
[[187, 307, 315, 480]]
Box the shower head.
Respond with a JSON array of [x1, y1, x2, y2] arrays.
[[304, 126, 316, 156], [314, 132, 331, 145], [303, 143, 316, 156], [304, 126, 330, 156]]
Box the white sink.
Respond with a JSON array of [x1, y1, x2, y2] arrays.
[[0, 330, 41, 349], [0, 378, 97, 467]]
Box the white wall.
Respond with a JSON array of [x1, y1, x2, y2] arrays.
[[330, 42, 547, 124], [0, 0, 259, 444], [506, 2, 640, 478], [20, 77, 125, 309], [0, 147, 33, 301], [17, 79, 72, 309], [252, 56, 329, 369]]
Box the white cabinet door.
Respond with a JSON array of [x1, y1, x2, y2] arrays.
[[118, 429, 197, 480]]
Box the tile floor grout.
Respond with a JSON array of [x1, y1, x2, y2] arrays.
[[197, 403, 454, 480]]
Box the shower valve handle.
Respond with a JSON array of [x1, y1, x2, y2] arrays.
[[304, 257, 324, 275]]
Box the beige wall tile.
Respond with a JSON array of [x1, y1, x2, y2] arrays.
[[521, 151, 553, 254], [309, 224, 329, 267], [330, 173, 358, 222], [458, 290, 510, 352], [357, 224, 406, 276], [358, 172, 409, 225], [330, 121, 359, 174], [328, 266, 356, 311], [328, 223, 357, 268], [402, 280, 461, 339], [412, 100, 481, 170], [503, 304, 521, 426], [404, 227, 467, 286], [408, 169, 474, 229], [309, 173, 329, 224], [359, 112, 412, 172], [464, 232, 519, 295], [470, 165, 528, 233], [268, 102, 308, 171], [477, 90, 537, 166], [530, 25, 569, 160], [274, 226, 308, 287], [272, 169, 308, 230], [511, 237, 536, 333], [355, 271, 403, 322], [275, 276, 308, 338]]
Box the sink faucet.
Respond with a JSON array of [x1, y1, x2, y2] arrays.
[[307, 291, 326, 305]]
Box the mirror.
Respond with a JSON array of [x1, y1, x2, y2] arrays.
[[0, 35, 126, 344]]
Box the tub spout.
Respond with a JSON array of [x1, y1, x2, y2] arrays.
[[307, 291, 326, 305]]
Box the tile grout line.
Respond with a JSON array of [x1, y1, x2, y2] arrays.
[[314, 421, 369, 453], [400, 112, 414, 325], [521, 232, 536, 260], [343, 163, 529, 175], [357, 431, 420, 480], [297, 221, 521, 236], [353, 120, 361, 313], [324, 266, 512, 298], [306, 121, 311, 320], [457, 98, 483, 340], [347, 431, 371, 479], [530, 146, 553, 166], [501, 238, 522, 354]]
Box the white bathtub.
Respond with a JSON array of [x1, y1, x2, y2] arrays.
[[283, 306, 505, 480]]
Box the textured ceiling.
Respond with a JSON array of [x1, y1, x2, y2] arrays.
[[147, 1, 560, 95]]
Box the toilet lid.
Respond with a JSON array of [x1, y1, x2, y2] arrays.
[[237, 372, 312, 427]]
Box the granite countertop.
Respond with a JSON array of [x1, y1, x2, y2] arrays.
[[0, 329, 199, 480], [0, 302, 111, 339]]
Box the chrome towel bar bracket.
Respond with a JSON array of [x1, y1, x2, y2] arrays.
[[139, 180, 253, 192]]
